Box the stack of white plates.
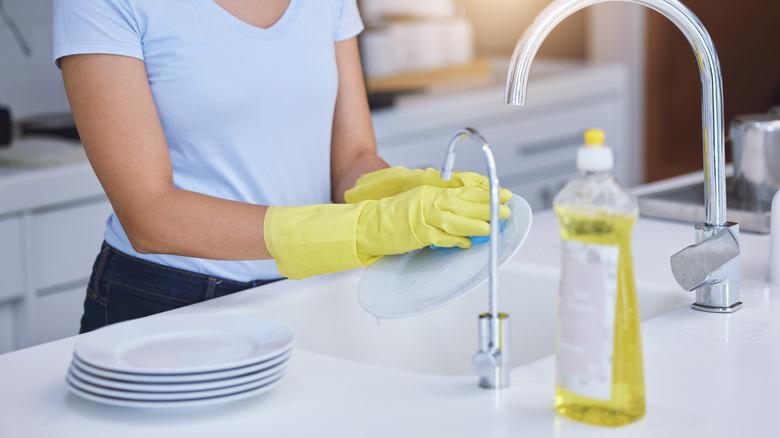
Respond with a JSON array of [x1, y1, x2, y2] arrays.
[[66, 314, 294, 409]]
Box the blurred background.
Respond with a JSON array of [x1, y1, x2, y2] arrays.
[[0, 0, 778, 352]]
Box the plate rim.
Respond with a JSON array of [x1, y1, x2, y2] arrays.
[[68, 359, 287, 393], [71, 349, 292, 383], [66, 367, 285, 401], [66, 374, 285, 409], [74, 314, 295, 374]]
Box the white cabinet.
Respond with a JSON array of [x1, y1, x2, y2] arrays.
[[0, 161, 109, 352], [0, 216, 24, 302], [0, 302, 18, 354], [31, 202, 111, 291], [32, 286, 85, 345], [479, 99, 622, 175], [509, 172, 576, 212], [378, 136, 458, 171], [22, 200, 111, 346], [21, 199, 110, 347]]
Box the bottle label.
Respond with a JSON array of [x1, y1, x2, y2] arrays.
[[556, 240, 619, 401]]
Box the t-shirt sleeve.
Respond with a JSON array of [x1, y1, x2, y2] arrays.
[[52, 0, 143, 68], [334, 0, 364, 41]]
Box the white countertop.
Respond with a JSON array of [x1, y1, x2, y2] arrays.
[[2, 196, 778, 437], [0, 137, 102, 216]]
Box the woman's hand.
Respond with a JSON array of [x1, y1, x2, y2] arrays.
[[355, 185, 511, 257], [264, 185, 511, 279], [344, 166, 512, 203]]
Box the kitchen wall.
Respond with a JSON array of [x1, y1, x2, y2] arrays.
[[0, 0, 69, 118]]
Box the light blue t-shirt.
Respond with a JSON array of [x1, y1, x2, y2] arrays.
[[53, 0, 364, 281]]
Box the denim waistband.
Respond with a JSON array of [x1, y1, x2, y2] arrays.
[[96, 241, 282, 290], [79, 242, 283, 333]]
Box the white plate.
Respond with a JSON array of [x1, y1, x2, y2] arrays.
[[71, 350, 291, 383], [66, 374, 285, 409], [69, 360, 286, 393], [67, 367, 285, 401], [359, 194, 533, 318], [75, 314, 294, 374]]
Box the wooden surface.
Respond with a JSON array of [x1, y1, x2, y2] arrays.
[[644, 0, 780, 182], [365, 58, 493, 93], [465, 0, 588, 60]]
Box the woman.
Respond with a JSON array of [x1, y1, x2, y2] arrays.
[[53, 0, 510, 333]]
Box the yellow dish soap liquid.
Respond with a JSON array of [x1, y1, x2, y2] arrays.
[[553, 129, 645, 426]]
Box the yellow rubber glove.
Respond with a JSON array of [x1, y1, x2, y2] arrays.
[[264, 186, 511, 279], [344, 166, 512, 203]]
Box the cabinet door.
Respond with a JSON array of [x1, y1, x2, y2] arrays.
[[0, 301, 17, 353], [506, 171, 577, 212], [32, 286, 85, 345], [378, 136, 450, 171], [477, 99, 623, 178], [0, 216, 24, 302], [31, 200, 111, 291], [377, 131, 507, 175], [377, 99, 622, 181]]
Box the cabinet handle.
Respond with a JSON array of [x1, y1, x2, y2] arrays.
[[516, 133, 583, 156], [499, 160, 578, 188], [540, 187, 553, 207]]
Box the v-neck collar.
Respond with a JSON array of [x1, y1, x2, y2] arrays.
[[202, 0, 301, 40]]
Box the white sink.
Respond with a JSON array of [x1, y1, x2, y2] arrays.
[[232, 262, 691, 376]]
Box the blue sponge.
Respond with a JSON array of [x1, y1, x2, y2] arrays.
[[431, 219, 508, 250]]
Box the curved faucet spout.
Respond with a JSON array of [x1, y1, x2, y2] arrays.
[[506, 0, 740, 312], [441, 128, 500, 320], [441, 127, 510, 388], [505, 0, 726, 227]]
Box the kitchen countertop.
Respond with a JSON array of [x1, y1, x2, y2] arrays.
[[0, 137, 101, 216], [2, 190, 778, 437]]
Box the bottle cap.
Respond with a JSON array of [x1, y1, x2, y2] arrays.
[[577, 128, 614, 171]]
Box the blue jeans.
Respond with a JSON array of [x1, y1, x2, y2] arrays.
[[80, 242, 282, 333]]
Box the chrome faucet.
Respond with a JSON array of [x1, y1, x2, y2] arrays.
[[505, 0, 742, 313], [670, 224, 740, 311], [441, 128, 510, 389]]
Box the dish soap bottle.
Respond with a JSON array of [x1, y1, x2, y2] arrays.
[[553, 128, 645, 426]]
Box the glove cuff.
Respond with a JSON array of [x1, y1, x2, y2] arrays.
[[264, 203, 380, 280]]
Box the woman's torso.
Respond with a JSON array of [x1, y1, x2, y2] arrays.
[[54, 0, 364, 281]]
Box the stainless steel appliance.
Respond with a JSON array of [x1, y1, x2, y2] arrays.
[[639, 112, 780, 234], [731, 113, 780, 203]]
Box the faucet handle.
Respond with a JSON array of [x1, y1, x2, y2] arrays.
[[670, 224, 740, 291], [472, 350, 500, 374], [472, 350, 504, 389], [474, 312, 510, 389]]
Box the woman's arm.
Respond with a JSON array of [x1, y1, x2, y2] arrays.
[[61, 54, 271, 260], [329, 38, 388, 203]]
